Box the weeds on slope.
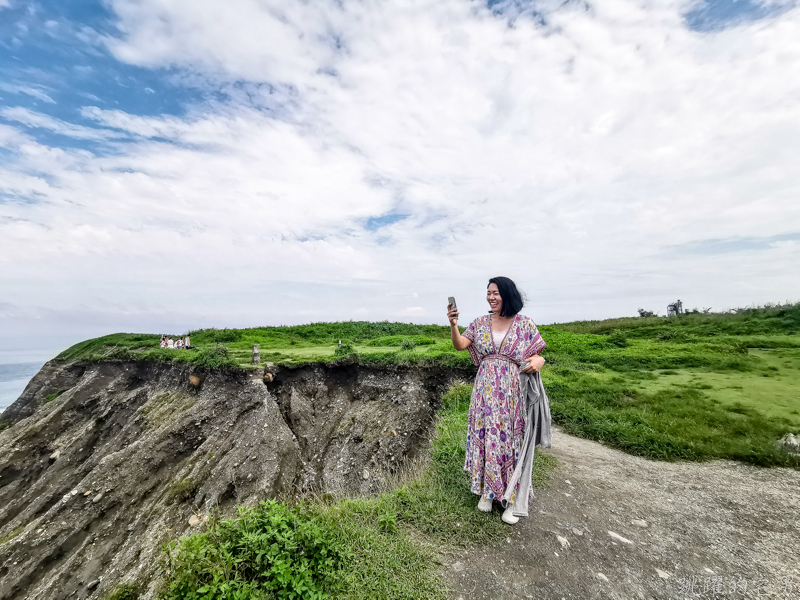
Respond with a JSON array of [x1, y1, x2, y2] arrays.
[[158, 383, 558, 600]]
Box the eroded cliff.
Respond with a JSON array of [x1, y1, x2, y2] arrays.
[[0, 359, 473, 600]]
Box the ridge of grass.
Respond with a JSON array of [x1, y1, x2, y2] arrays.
[[49, 303, 800, 469], [158, 383, 558, 599]]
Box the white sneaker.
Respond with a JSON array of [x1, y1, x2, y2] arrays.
[[501, 506, 519, 524], [477, 497, 493, 512]]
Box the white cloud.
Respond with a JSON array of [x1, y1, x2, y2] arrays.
[[1, 0, 800, 346], [1, 106, 124, 140], [0, 83, 55, 104]]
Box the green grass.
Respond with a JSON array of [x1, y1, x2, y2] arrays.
[[103, 583, 142, 600], [541, 314, 800, 467], [0, 524, 26, 546], [158, 383, 558, 600], [55, 324, 467, 368], [52, 303, 800, 469]]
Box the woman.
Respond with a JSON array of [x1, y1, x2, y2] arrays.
[[448, 276, 546, 524]]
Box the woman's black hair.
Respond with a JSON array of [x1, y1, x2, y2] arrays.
[[488, 276, 525, 317]]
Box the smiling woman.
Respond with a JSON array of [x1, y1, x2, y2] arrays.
[[448, 277, 547, 525]]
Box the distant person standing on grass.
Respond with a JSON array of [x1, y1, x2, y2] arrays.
[[448, 277, 547, 524]]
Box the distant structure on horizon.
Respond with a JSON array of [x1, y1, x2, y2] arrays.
[[667, 299, 683, 317]]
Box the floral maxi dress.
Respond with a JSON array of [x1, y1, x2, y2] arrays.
[[462, 314, 547, 504]]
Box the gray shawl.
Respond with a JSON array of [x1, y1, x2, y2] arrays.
[[500, 371, 552, 517]]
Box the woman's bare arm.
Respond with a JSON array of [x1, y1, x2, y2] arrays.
[[448, 305, 472, 351]]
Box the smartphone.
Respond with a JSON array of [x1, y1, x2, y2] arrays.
[[448, 296, 457, 311]]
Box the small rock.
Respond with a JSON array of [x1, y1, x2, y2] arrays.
[[83, 491, 92, 496], [631, 519, 648, 528], [778, 433, 799, 453], [452, 561, 464, 573], [87, 580, 99, 590], [263, 373, 274, 383], [572, 527, 583, 536], [597, 573, 609, 582], [362, 469, 370, 480], [656, 568, 671, 579], [92, 493, 103, 503], [608, 531, 633, 544], [557, 535, 570, 549], [49, 450, 61, 460], [189, 374, 202, 387], [70, 489, 78, 496], [391, 430, 397, 436], [704, 567, 714, 574], [564, 480, 571, 485], [188, 515, 201, 527]]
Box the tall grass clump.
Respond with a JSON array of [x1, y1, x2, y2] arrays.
[[190, 345, 238, 370]]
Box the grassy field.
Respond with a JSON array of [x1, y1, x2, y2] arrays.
[[60, 303, 800, 470]]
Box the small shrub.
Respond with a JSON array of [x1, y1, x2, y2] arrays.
[[160, 500, 350, 600], [400, 338, 416, 351], [377, 510, 397, 533], [607, 330, 629, 348], [103, 583, 141, 600], [334, 343, 355, 357], [191, 345, 237, 370], [167, 478, 195, 504]]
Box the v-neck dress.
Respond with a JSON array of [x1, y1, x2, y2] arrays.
[[461, 314, 547, 502]]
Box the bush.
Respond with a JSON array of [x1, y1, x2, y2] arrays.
[[400, 338, 416, 351], [607, 330, 629, 348], [103, 583, 141, 600], [334, 343, 355, 357], [160, 500, 350, 600], [191, 346, 237, 370]]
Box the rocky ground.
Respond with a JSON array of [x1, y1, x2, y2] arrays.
[[443, 428, 800, 600]]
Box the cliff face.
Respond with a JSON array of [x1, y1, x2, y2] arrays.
[[0, 359, 473, 600]]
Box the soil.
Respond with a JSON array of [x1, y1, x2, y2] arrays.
[[442, 428, 800, 600]]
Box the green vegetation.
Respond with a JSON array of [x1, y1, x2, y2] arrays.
[[544, 302, 800, 468], [159, 383, 558, 599], [333, 343, 355, 358], [44, 389, 68, 402], [0, 524, 26, 546], [103, 583, 142, 600], [364, 336, 436, 347], [55, 323, 467, 367], [166, 478, 196, 504], [53, 302, 800, 470]]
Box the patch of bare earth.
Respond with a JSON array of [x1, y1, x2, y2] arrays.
[[442, 428, 800, 600]]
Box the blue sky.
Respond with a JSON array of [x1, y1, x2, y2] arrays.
[[1, 0, 799, 360]]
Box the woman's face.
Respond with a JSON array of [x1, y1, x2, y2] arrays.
[[487, 283, 503, 315]]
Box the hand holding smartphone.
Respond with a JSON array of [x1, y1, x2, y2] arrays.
[[447, 296, 459, 326]]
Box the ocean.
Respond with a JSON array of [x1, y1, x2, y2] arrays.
[[0, 362, 45, 414]]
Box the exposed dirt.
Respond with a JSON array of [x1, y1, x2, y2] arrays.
[[0, 359, 472, 600], [442, 428, 800, 600]]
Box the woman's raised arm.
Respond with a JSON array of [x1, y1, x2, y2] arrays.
[[448, 305, 472, 351]]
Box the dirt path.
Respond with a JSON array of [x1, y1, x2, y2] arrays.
[[442, 428, 800, 600]]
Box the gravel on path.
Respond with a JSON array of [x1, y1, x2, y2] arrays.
[[443, 428, 800, 600]]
